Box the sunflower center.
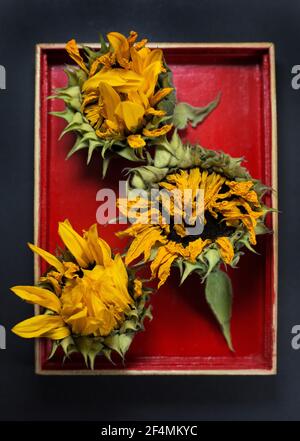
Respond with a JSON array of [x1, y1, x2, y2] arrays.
[[166, 212, 235, 246]]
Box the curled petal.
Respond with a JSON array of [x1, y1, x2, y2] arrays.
[[216, 237, 234, 264], [143, 124, 173, 138], [127, 134, 146, 149], [66, 39, 88, 73]]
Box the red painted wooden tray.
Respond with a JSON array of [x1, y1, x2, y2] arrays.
[[34, 43, 278, 375]]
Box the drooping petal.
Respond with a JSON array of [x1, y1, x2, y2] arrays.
[[150, 246, 177, 288], [133, 279, 143, 298], [58, 220, 92, 268], [66, 39, 88, 73], [150, 87, 173, 107], [11, 286, 61, 313], [28, 243, 64, 273], [127, 134, 146, 148], [143, 124, 173, 137], [216, 237, 234, 264], [145, 107, 166, 117], [186, 238, 211, 261], [123, 225, 167, 265], [111, 254, 132, 305], [83, 69, 142, 94], [12, 315, 69, 339]]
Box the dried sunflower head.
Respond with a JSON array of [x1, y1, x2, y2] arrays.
[[52, 31, 220, 177], [116, 133, 272, 349], [11, 220, 152, 368], [52, 31, 175, 177]]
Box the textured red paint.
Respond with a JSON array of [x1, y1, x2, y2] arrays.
[[36, 46, 276, 373]]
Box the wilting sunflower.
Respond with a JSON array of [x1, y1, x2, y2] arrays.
[[52, 30, 219, 176], [11, 220, 152, 368], [51, 31, 175, 176], [116, 133, 272, 349]]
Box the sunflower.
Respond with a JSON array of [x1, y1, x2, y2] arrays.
[[116, 133, 271, 349], [117, 167, 264, 288], [11, 220, 152, 368], [52, 30, 220, 177], [52, 31, 175, 176]]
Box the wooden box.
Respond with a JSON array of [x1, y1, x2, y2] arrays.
[[34, 43, 278, 375]]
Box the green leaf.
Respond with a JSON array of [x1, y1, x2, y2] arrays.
[[173, 93, 220, 130], [205, 269, 234, 351]]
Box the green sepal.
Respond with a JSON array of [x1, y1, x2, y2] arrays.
[[177, 260, 206, 285], [104, 333, 134, 360], [74, 336, 103, 369], [201, 248, 221, 279]]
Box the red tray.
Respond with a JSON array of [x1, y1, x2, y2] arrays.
[[34, 43, 278, 375]]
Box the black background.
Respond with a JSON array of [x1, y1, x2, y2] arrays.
[[0, 0, 298, 421]]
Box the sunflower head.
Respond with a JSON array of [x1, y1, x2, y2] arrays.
[[11, 220, 152, 368], [116, 134, 272, 350], [117, 132, 271, 288], [52, 31, 175, 176]]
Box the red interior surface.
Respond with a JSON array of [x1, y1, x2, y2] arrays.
[[37, 46, 276, 373]]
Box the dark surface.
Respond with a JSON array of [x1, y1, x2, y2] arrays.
[[0, 0, 296, 421]]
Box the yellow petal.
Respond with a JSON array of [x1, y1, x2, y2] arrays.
[[112, 254, 131, 302], [140, 61, 163, 98], [145, 107, 166, 117], [83, 68, 142, 94], [28, 243, 64, 273], [107, 31, 130, 64], [11, 285, 61, 313], [85, 223, 112, 267], [115, 101, 145, 131], [98, 81, 121, 121], [145, 49, 164, 67], [58, 220, 92, 268], [150, 246, 177, 288], [150, 87, 173, 107], [12, 315, 69, 339], [130, 47, 145, 74], [124, 226, 167, 265], [143, 124, 173, 137], [127, 134, 146, 148], [66, 39, 88, 73], [133, 279, 143, 298], [186, 238, 211, 261], [127, 30, 138, 46], [216, 237, 234, 264]]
